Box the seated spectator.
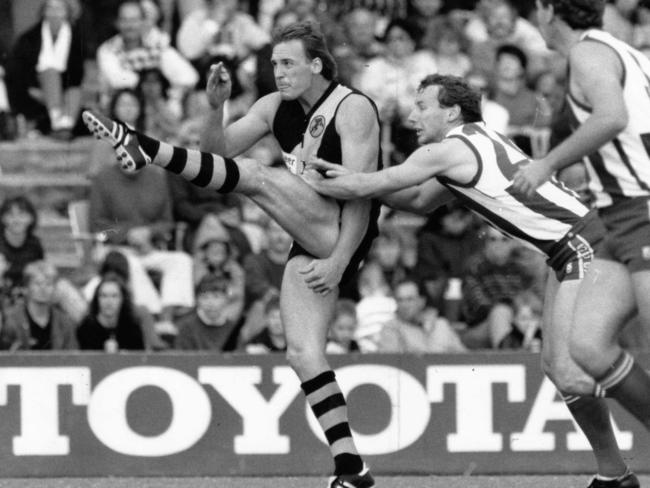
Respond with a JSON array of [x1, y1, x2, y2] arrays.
[[6, 0, 85, 137], [465, 0, 551, 78], [136, 67, 181, 140], [81, 249, 167, 350], [356, 17, 437, 164], [460, 226, 537, 349], [493, 44, 538, 130], [77, 272, 147, 351], [97, 1, 197, 105], [192, 215, 245, 321], [414, 201, 483, 319], [88, 95, 195, 320], [0, 195, 44, 292], [326, 298, 361, 354], [427, 17, 472, 77], [244, 294, 286, 353], [331, 7, 385, 88], [174, 274, 241, 351], [497, 289, 542, 351], [466, 70, 510, 133], [176, 0, 269, 90], [0, 260, 77, 350], [354, 260, 397, 352], [237, 218, 290, 345], [377, 278, 466, 353]]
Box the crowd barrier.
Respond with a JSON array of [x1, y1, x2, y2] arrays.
[[1, 352, 648, 477]]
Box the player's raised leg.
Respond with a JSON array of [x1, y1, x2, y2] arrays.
[[83, 110, 341, 258]]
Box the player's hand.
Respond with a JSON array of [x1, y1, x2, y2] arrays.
[[307, 157, 353, 178], [206, 62, 232, 109], [511, 159, 553, 197], [299, 257, 345, 295]]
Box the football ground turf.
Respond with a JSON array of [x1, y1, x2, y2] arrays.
[[0, 476, 648, 488]]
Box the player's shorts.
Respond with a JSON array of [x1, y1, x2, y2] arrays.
[[596, 196, 650, 272], [287, 200, 381, 286], [546, 210, 605, 282]]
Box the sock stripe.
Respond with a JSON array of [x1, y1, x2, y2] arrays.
[[599, 352, 634, 391], [325, 422, 353, 445], [312, 393, 347, 418], [301, 370, 336, 395], [167, 146, 188, 174], [217, 157, 240, 193], [191, 152, 214, 187]]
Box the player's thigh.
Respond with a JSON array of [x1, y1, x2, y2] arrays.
[[280, 255, 338, 356], [573, 258, 636, 351], [541, 272, 580, 366]]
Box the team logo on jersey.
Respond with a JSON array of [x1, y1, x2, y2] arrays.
[[309, 116, 326, 137]]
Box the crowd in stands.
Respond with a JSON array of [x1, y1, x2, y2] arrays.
[[1, 0, 650, 353]]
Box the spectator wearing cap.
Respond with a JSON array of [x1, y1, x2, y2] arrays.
[[174, 274, 241, 351], [192, 214, 245, 325]]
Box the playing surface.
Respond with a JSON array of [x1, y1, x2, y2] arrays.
[[0, 476, 649, 488]]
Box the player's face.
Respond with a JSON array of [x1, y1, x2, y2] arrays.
[[408, 85, 454, 144], [271, 40, 318, 100]]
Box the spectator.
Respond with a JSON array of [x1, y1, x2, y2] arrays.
[[6, 0, 85, 137], [96, 0, 197, 102], [414, 201, 482, 319], [81, 249, 167, 350], [427, 17, 472, 77], [356, 18, 438, 165], [244, 294, 286, 353], [0, 195, 44, 292], [377, 278, 466, 353], [237, 218, 291, 346], [0, 260, 77, 351], [465, 69, 510, 133], [354, 260, 397, 352], [326, 298, 361, 353], [176, 0, 269, 89], [174, 274, 241, 351], [77, 272, 147, 351], [136, 67, 180, 140], [493, 44, 538, 129], [369, 227, 411, 291], [192, 214, 245, 324], [331, 7, 385, 88], [460, 225, 537, 349], [497, 289, 542, 351], [465, 0, 551, 78]]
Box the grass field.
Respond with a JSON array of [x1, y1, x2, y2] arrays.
[[0, 476, 648, 488]]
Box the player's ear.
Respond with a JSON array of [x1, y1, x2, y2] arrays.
[[311, 57, 323, 75], [448, 104, 461, 123]]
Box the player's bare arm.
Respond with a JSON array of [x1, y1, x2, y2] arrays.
[[201, 62, 277, 156], [306, 138, 469, 200], [380, 178, 454, 214], [299, 94, 379, 294], [512, 41, 627, 196]]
